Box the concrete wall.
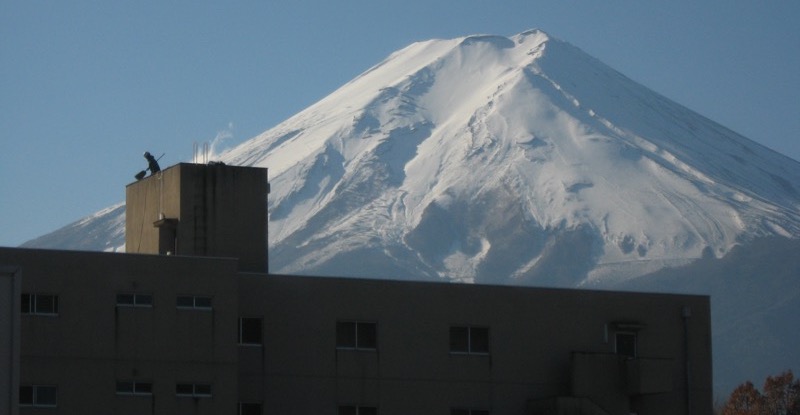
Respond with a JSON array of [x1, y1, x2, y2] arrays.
[[239, 274, 713, 415], [177, 163, 269, 273], [126, 163, 269, 273], [126, 165, 182, 255], [2, 246, 712, 415], [0, 248, 240, 415]]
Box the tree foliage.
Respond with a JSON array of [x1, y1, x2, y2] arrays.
[[720, 370, 800, 415]]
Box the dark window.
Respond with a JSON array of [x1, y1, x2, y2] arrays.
[[116, 381, 133, 394], [35, 295, 58, 314], [19, 385, 57, 407], [194, 296, 212, 309], [449, 326, 469, 353], [175, 383, 194, 396], [21, 294, 58, 315], [338, 405, 377, 415], [239, 317, 262, 345], [239, 402, 262, 415], [176, 296, 194, 308], [35, 386, 57, 406], [194, 384, 212, 396], [469, 327, 489, 353], [177, 295, 212, 310], [336, 321, 377, 350], [117, 294, 134, 305], [135, 294, 153, 306], [21, 294, 31, 314], [136, 382, 153, 395], [616, 332, 637, 358], [451, 410, 489, 415], [337, 322, 356, 348], [117, 293, 153, 307], [176, 383, 212, 397], [19, 386, 33, 406], [116, 381, 153, 395], [450, 326, 489, 354]]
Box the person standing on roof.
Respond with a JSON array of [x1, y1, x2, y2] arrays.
[[144, 151, 161, 174]]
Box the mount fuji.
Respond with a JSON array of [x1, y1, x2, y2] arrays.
[[22, 30, 800, 395]]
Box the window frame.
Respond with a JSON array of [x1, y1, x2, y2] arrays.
[[116, 380, 154, 396], [21, 293, 59, 316], [238, 317, 263, 346], [238, 401, 263, 415], [449, 325, 490, 355], [615, 331, 637, 358], [175, 383, 212, 398], [338, 404, 378, 415], [336, 320, 378, 351], [116, 293, 154, 308], [176, 295, 213, 310], [19, 385, 58, 407]]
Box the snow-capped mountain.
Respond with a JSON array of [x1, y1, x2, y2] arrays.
[[22, 30, 800, 395], [29, 30, 800, 281], [226, 29, 800, 285]]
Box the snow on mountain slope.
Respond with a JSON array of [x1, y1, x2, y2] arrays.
[[214, 29, 800, 284], [25, 30, 800, 286], [21, 202, 126, 252]]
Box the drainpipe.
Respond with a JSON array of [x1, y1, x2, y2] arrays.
[[682, 305, 692, 415]]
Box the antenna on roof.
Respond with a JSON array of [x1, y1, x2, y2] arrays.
[[193, 142, 210, 164]]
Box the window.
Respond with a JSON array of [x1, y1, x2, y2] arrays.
[[176, 295, 212, 310], [239, 402, 262, 415], [116, 380, 153, 396], [239, 317, 262, 345], [116, 293, 153, 307], [449, 326, 489, 354], [19, 385, 57, 407], [615, 332, 637, 358], [175, 383, 212, 398], [21, 294, 59, 315], [336, 321, 377, 350], [451, 409, 489, 415], [338, 405, 378, 415]]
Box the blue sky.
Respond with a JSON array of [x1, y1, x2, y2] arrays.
[[1, 1, 799, 247]]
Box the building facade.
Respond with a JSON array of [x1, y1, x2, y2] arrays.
[[0, 163, 713, 414]]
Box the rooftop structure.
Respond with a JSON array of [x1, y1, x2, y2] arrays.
[[125, 162, 269, 272]]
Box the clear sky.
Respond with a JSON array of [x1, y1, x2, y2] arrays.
[[1, 1, 798, 247]]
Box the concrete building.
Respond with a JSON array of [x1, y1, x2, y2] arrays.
[[125, 163, 269, 272], [0, 163, 712, 414]]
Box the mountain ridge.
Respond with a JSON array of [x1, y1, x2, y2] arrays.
[[214, 29, 800, 284]]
